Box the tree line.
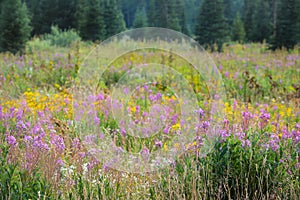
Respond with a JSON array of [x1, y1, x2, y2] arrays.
[[0, 0, 300, 53]]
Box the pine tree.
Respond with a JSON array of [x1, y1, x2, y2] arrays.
[[295, 0, 300, 44], [167, 0, 181, 31], [232, 12, 245, 43], [103, 0, 126, 38], [0, 0, 31, 54], [55, 0, 77, 30], [33, 0, 59, 34], [243, 0, 257, 41], [148, 0, 156, 26], [147, 0, 182, 31], [133, 6, 148, 28], [270, 0, 297, 50], [252, 0, 272, 42], [77, 0, 106, 41], [195, 0, 228, 52], [175, 0, 189, 34]]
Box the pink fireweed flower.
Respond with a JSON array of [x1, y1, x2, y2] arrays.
[[56, 159, 64, 167], [94, 115, 100, 126], [51, 135, 65, 152], [6, 135, 17, 146], [201, 121, 210, 130], [0, 105, 2, 119], [72, 138, 80, 149], [195, 108, 205, 118], [120, 128, 126, 137], [24, 135, 32, 143], [163, 126, 170, 134], [140, 147, 150, 161], [225, 71, 229, 77], [220, 130, 230, 141], [155, 140, 163, 148]]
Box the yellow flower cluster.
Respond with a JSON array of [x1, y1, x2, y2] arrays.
[[223, 100, 298, 131], [2, 89, 73, 119]]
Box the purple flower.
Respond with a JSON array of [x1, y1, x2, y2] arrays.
[[195, 108, 205, 117], [140, 147, 150, 160], [78, 152, 86, 158], [172, 114, 178, 124], [123, 87, 129, 95], [51, 135, 65, 151], [155, 140, 162, 148], [94, 115, 100, 125], [24, 135, 32, 142], [163, 126, 170, 134], [143, 85, 149, 90], [156, 92, 162, 100], [220, 130, 230, 140], [120, 128, 126, 137], [136, 105, 140, 113], [56, 159, 64, 166], [259, 110, 270, 121], [201, 121, 210, 130], [225, 71, 229, 77], [72, 138, 80, 149], [6, 135, 17, 146], [0, 105, 2, 119], [241, 139, 251, 148]]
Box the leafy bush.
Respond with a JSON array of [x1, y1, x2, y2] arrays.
[[45, 26, 81, 47]]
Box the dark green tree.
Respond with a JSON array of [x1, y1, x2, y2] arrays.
[[243, 0, 257, 41], [147, 0, 182, 31], [295, 0, 300, 44], [175, 0, 189, 34], [33, 0, 59, 34], [28, 0, 77, 35], [133, 6, 148, 28], [55, 0, 77, 30], [184, 0, 203, 35], [232, 12, 245, 43], [195, 0, 228, 52], [103, 0, 126, 38], [77, 0, 106, 41], [252, 0, 272, 42], [270, 0, 298, 50], [148, 0, 157, 26], [120, 0, 141, 27], [0, 0, 31, 53]]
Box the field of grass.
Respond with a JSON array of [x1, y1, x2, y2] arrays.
[[0, 40, 299, 199]]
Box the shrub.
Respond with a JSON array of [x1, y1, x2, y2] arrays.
[[45, 26, 81, 47]]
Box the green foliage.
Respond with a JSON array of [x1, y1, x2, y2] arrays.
[[243, 0, 256, 41], [133, 6, 148, 28], [0, 0, 31, 54], [252, 0, 272, 43], [30, 0, 77, 35], [77, 0, 106, 41], [148, 0, 182, 32], [45, 25, 81, 47], [103, 0, 126, 38], [232, 12, 246, 43], [0, 145, 51, 199], [195, 0, 229, 52], [296, 0, 300, 44], [270, 0, 298, 50]]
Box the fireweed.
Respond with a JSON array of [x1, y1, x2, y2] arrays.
[[0, 43, 299, 199]]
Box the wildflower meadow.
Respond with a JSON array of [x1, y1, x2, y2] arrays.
[[0, 35, 299, 200]]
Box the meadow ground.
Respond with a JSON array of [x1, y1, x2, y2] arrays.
[[0, 41, 299, 199]]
